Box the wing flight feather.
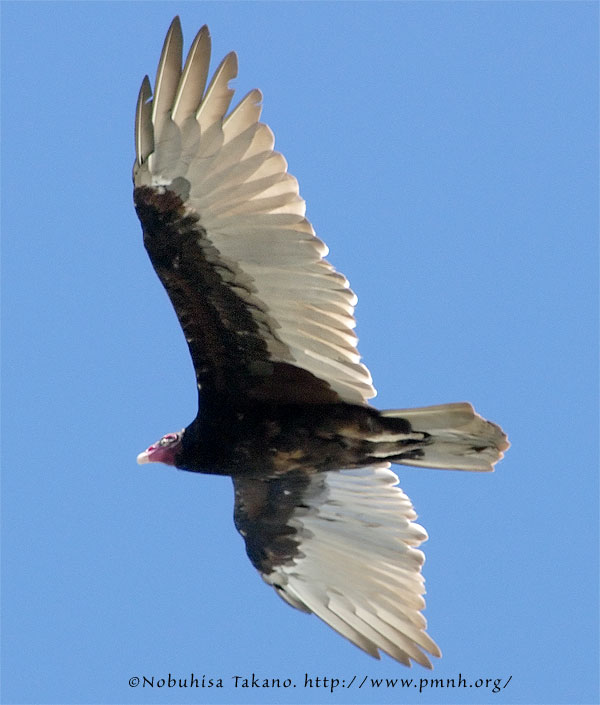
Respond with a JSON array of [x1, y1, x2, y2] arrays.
[[135, 76, 153, 167], [151, 17, 183, 136], [172, 25, 211, 124]]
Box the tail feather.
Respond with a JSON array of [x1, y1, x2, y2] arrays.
[[381, 402, 509, 472]]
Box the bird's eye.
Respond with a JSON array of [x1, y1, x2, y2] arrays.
[[159, 434, 177, 447]]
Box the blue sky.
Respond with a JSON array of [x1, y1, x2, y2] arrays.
[[1, 2, 598, 704]]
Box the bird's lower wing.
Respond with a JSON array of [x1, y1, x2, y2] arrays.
[[233, 465, 441, 668]]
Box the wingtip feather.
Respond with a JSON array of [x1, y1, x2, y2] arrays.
[[172, 23, 212, 124], [135, 75, 153, 167], [151, 16, 183, 128]]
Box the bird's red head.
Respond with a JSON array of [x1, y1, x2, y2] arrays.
[[137, 430, 184, 466]]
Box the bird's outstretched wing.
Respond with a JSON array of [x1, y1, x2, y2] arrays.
[[134, 18, 375, 405], [233, 465, 441, 668]]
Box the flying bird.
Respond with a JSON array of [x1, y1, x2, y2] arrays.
[[133, 18, 509, 668]]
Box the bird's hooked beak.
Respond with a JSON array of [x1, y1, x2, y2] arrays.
[[136, 449, 152, 464]]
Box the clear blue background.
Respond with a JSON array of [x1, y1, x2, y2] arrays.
[[2, 2, 598, 704]]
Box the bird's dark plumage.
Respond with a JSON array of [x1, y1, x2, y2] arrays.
[[134, 17, 509, 668]]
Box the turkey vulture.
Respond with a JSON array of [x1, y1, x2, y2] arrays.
[[133, 18, 509, 668]]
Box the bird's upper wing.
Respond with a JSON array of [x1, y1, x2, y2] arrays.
[[133, 18, 375, 405], [233, 465, 441, 668]]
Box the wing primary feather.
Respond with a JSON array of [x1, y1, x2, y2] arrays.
[[172, 24, 211, 125], [135, 76, 153, 167], [222, 88, 263, 140], [151, 16, 183, 135], [195, 51, 238, 129], [285, 585, 381, 658]]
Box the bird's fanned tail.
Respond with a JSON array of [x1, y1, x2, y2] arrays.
[[381, 402, 509, 471]]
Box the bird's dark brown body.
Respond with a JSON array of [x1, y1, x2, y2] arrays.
[[179, 402, 427, 477]]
